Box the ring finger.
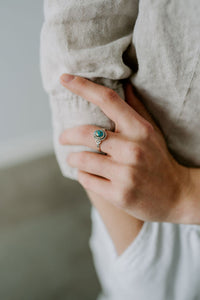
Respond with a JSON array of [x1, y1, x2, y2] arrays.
[[59, 124, 140, 165]]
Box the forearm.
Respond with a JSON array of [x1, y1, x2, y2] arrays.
[[184, 167, 200, 224], [86, 190, 144, 256]]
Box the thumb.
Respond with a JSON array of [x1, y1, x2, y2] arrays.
[[123, 82, 160, 131]]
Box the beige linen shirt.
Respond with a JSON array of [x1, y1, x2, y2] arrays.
[[40, 1, 200, 299], [40, 0, 200, 181]]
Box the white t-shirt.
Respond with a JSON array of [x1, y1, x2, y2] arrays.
[[89, 206, 200, 300]]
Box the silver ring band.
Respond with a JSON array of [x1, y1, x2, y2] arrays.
[[93, 129, 107, 152]]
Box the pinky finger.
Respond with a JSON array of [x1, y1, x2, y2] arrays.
[[78, 170, 113, 201]]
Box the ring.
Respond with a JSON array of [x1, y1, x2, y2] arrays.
[[93, 129, 107, 152]]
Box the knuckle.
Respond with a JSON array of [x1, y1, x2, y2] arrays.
[[115, 167, 138, 208], [103, 88, 119, 102], [117, 187, 132, 208], [77, 152, 87, 166], [120, 166, 137, 190], [140, 122, 154, 140], [134, 147, 144, 163], [126, 142, 144, 164], [75, 77, 88, 90], [127, 170, 137, 189], [79, 125, 90, 137], [122, 166, 134, 182]]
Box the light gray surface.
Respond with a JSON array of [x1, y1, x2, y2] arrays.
[[0, 1, 51, 143], [0, 155, 100, 300]]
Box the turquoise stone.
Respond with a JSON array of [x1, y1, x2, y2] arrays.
[[95, 130, 103, 137]]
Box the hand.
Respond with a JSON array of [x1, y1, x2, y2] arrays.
[[59, 74, 192, 224]]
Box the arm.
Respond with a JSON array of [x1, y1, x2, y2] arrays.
[[183, 167, 200, 224], [86, 190, 144, 256], [40, 0, 143, 255], [40, 0, 138, 179]]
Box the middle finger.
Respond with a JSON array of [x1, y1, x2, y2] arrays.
[[59, 124, 143, 166]]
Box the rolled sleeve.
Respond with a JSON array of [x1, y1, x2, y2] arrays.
[[40, 0, 138, 179]]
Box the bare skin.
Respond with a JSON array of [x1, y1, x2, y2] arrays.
[[86, 190, 144, 256], [58, 74, 200, 254]]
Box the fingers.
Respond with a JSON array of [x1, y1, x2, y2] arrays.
[[60, 74, 148, 136], [60, 124, 119, 156], [60, 124, 146, 166], [67, 151, 119, 180], [78, 170, 114, 201]]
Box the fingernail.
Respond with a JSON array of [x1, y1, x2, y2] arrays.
[[61, 74, 75, 83]]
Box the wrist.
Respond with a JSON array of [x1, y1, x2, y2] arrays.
[[176, 164, 200, 225], [186, 167, 200, 224]]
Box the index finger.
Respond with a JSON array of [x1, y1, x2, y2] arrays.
[[60, 74, 147, 135]]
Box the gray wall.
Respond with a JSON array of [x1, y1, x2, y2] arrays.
[[0, 1, 52, 165]]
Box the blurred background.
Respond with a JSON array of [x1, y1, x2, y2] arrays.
[[0, 1, 100, 299]]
